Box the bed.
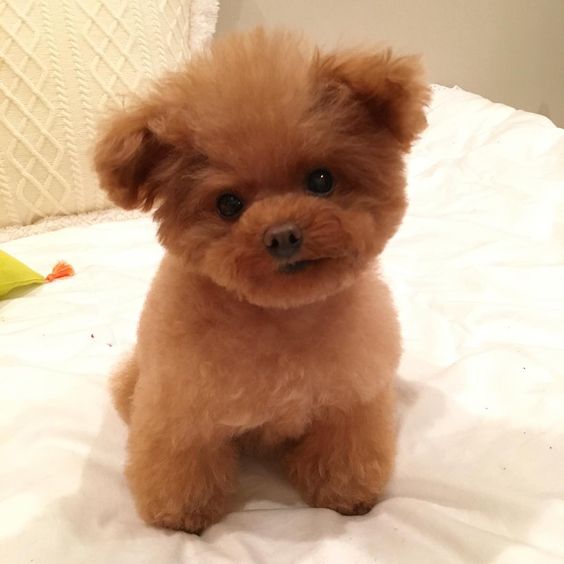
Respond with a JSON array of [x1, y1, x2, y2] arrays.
[[1, 85, 563, 563]]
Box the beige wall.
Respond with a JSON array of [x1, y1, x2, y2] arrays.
[[217, 0, 564, 126]]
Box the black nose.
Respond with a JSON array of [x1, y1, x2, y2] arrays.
[[263, 223, 302, 258]]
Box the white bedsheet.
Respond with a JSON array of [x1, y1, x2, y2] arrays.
[[1, 86, 564, 563]]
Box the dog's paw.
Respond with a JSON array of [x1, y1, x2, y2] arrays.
[[149, 510, 219, 535], [286, 446, 387, 518], [302, 485, 379, 517], [143, 503, 226, 535], [318, 497, 377, 516], [138, 495, 228, 535]]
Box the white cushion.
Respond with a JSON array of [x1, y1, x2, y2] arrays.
[[0, 0, 218, 227]]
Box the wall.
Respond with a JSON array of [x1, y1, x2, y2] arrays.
[[216, 0, 564, 126]]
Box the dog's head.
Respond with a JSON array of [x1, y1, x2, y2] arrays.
[[94, 29, 429, 308]]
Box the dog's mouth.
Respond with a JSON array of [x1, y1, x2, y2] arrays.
[[278, 257, 329, 274]]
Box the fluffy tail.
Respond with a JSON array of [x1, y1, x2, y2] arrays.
[[110, 354, 139, 424]]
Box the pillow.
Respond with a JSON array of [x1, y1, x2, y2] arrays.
[[0, 0, 219, 228], [0, 250, 44, 296], [0, 250, 75, 297]]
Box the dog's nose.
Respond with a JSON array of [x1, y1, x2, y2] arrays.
[[263, 223, 302, 258]]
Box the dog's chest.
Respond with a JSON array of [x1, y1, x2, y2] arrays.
[[146, 271, 398, 432], [189, 308, 378, 431]]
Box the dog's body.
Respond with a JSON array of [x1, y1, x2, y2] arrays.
[[95, 29, 429, 533], [114, 257, 399, 530]]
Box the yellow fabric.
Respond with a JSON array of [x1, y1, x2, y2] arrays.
[[0, 250, 44, 296]]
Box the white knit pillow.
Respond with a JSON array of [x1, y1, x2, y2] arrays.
[[0, 0, 219, 227]]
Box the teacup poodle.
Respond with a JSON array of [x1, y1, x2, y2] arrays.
[[94, 28, 429, 533]]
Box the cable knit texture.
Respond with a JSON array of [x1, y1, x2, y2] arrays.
[[0, 0, 219, 227]]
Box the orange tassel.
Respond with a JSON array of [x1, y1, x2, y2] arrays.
[[45, 261, 75, 282]]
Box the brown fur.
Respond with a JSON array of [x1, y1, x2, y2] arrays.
[[94, 29, 429, 533]]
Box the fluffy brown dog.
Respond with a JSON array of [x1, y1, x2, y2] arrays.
[[94, 29, 429, 533]]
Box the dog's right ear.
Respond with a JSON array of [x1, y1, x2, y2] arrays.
[[94, 104, 172, 211]]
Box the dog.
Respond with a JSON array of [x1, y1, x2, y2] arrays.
[[94, 28, 429, 533]]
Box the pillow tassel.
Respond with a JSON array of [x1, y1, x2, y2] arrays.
[[45, 261, 75, 282]]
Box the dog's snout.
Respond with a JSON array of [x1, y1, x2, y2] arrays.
[[263, 223, 302, 258]]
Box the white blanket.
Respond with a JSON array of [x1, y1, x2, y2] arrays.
[[1, 86, 563, 563]]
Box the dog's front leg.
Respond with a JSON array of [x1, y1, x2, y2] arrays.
[[125, 405, 238, 534], [285, 383, 396, 516]]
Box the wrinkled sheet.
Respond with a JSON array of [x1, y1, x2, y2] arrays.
[[1, 86, 564, 563]]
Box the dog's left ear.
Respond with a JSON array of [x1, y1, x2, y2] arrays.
[[315, 48, 430, 149]]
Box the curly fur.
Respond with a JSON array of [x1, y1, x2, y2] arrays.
[[94, 28, 429, 533]]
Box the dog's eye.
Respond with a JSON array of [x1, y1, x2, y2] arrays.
[[306, 169, 333, 196], [216, 193, 244, 219]]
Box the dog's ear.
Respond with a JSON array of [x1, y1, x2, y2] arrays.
[[315, 48, 430, 148], [94, 103, 173, 211]]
